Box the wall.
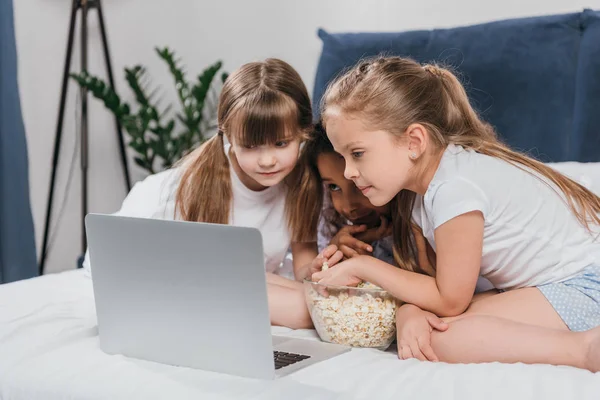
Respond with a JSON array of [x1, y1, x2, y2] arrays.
[[13, 0, 600, 273]]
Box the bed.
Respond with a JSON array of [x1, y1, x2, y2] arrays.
[[1, 269, 599, 400], [1, 160, 599, 399], [3, 9, 600, 400]]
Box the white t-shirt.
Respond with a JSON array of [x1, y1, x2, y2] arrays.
[[83, 142, 290, 276], [412, 144, 600, 290]]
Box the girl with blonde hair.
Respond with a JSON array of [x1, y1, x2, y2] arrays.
[[313, 55, 600, 371], [85, 58, 336, 329]]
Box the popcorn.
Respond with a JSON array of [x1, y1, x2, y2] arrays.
[[304, 283, 397, 349], [356, 281, 380, 289], [321, 261, 329, 271]]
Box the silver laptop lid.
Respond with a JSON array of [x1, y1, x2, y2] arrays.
[[85, 214, 276, 379]]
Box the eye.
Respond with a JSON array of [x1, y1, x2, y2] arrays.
[[327, 184, 341, 192], [243, 144, 257, 150], [275, 140, 289, 148], [351, 151, 364, 158]]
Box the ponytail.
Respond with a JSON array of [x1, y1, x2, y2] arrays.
[[176, 132, 232, 223], [427, 63, 600, 233]]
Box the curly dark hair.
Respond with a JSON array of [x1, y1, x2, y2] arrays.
[[304, 121, 347, 241]]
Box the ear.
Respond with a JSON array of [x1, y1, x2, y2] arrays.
[[405, 123, 429, 159]]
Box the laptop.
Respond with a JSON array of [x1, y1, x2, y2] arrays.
[[85, 214, 350, 379]]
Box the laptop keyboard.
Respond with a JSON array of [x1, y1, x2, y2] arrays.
[[273, 351, 311, 370]]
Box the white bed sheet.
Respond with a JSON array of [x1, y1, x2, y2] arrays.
[[1, 270, 599, 400]]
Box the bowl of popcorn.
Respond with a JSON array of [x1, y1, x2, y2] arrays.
[[304, 263, 398, 350]]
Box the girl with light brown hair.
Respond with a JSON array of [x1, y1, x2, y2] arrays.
[[312, 55, 600, 371], [84, 58, 335, 329]]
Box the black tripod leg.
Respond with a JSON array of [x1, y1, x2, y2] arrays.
[[39, 0, 79, 275], [96, 0, 132, 192], [80, 0, 89, 254]]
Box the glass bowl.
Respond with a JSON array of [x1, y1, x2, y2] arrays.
[[303, 279, 398, 350]]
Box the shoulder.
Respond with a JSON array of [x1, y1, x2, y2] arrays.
[[132, 168, 181, 198], [116, 168, 182, 219], [424, 175, 489, 229], [427, 145, 493, 209]]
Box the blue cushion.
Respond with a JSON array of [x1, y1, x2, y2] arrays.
[[313, 9, 600, 162]]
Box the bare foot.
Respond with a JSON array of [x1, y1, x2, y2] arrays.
[[584, 326, 600, 372]]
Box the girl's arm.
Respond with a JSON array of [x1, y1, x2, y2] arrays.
[[313, 211, 484, 317], [291, 241, 319, 281], [412, 224, 436, 276]]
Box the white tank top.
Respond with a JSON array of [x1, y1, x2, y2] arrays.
[[83, 143, 291, 275]]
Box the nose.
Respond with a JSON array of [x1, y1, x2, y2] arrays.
[[344, 161, 359, 181], [258, 150, 276, 169]]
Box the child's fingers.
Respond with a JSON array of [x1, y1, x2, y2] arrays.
[[382, 218, 393, 236], [339, 245, 358, 259], [313, 252, 343, 275], [341, 236, 372, 253], [418, 337, 439, 362], [328, 250, 344, 266], [376, 216, 392, 237], [426, 315, 449, 332], [355, 220, 389, 243], [309, 274, 330, 297], [378, 216, 388, 231], [352, 248, 370, 256], [341, 224, 367, 234], [321, 244, 339, 258], [399, 345, 413, 360], [318, 286, 330, 297], [310, 251, 343, 283], [311, 270, 324, 282], [409, 340, 428, 362], [311, 256, 325, 273]]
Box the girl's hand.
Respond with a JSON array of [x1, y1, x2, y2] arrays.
[[306, 245, 343, 279], [355, 216, 392, 244], [311, 256, 363, 287], [330, 225, 373, 258], [396, 304, 448, 362]]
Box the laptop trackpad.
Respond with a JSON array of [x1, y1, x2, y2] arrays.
[[272, 335, 292, 346]]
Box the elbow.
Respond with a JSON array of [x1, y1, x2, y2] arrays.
[[436, 298, 469, 318]]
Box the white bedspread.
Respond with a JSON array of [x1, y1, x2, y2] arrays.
[[1, 270, 599, 400]]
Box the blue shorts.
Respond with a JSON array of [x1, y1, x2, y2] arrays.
[[538, 265, 600, 331]]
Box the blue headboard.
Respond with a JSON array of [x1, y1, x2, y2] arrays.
[[312, 9, 600, 162]]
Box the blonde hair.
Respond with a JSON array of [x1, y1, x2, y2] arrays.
[[176, 58, 319, 242], [322, 56, 600, 272]]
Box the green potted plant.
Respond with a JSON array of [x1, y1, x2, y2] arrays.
[[71, 47, 228, 174]]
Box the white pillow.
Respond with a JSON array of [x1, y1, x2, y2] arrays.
[[547, 162, 600, 196]]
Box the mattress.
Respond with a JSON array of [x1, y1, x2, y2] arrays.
[[1, 270, 599, 400]]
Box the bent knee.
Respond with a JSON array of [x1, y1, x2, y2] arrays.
[[287, 289, 313, 330]]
